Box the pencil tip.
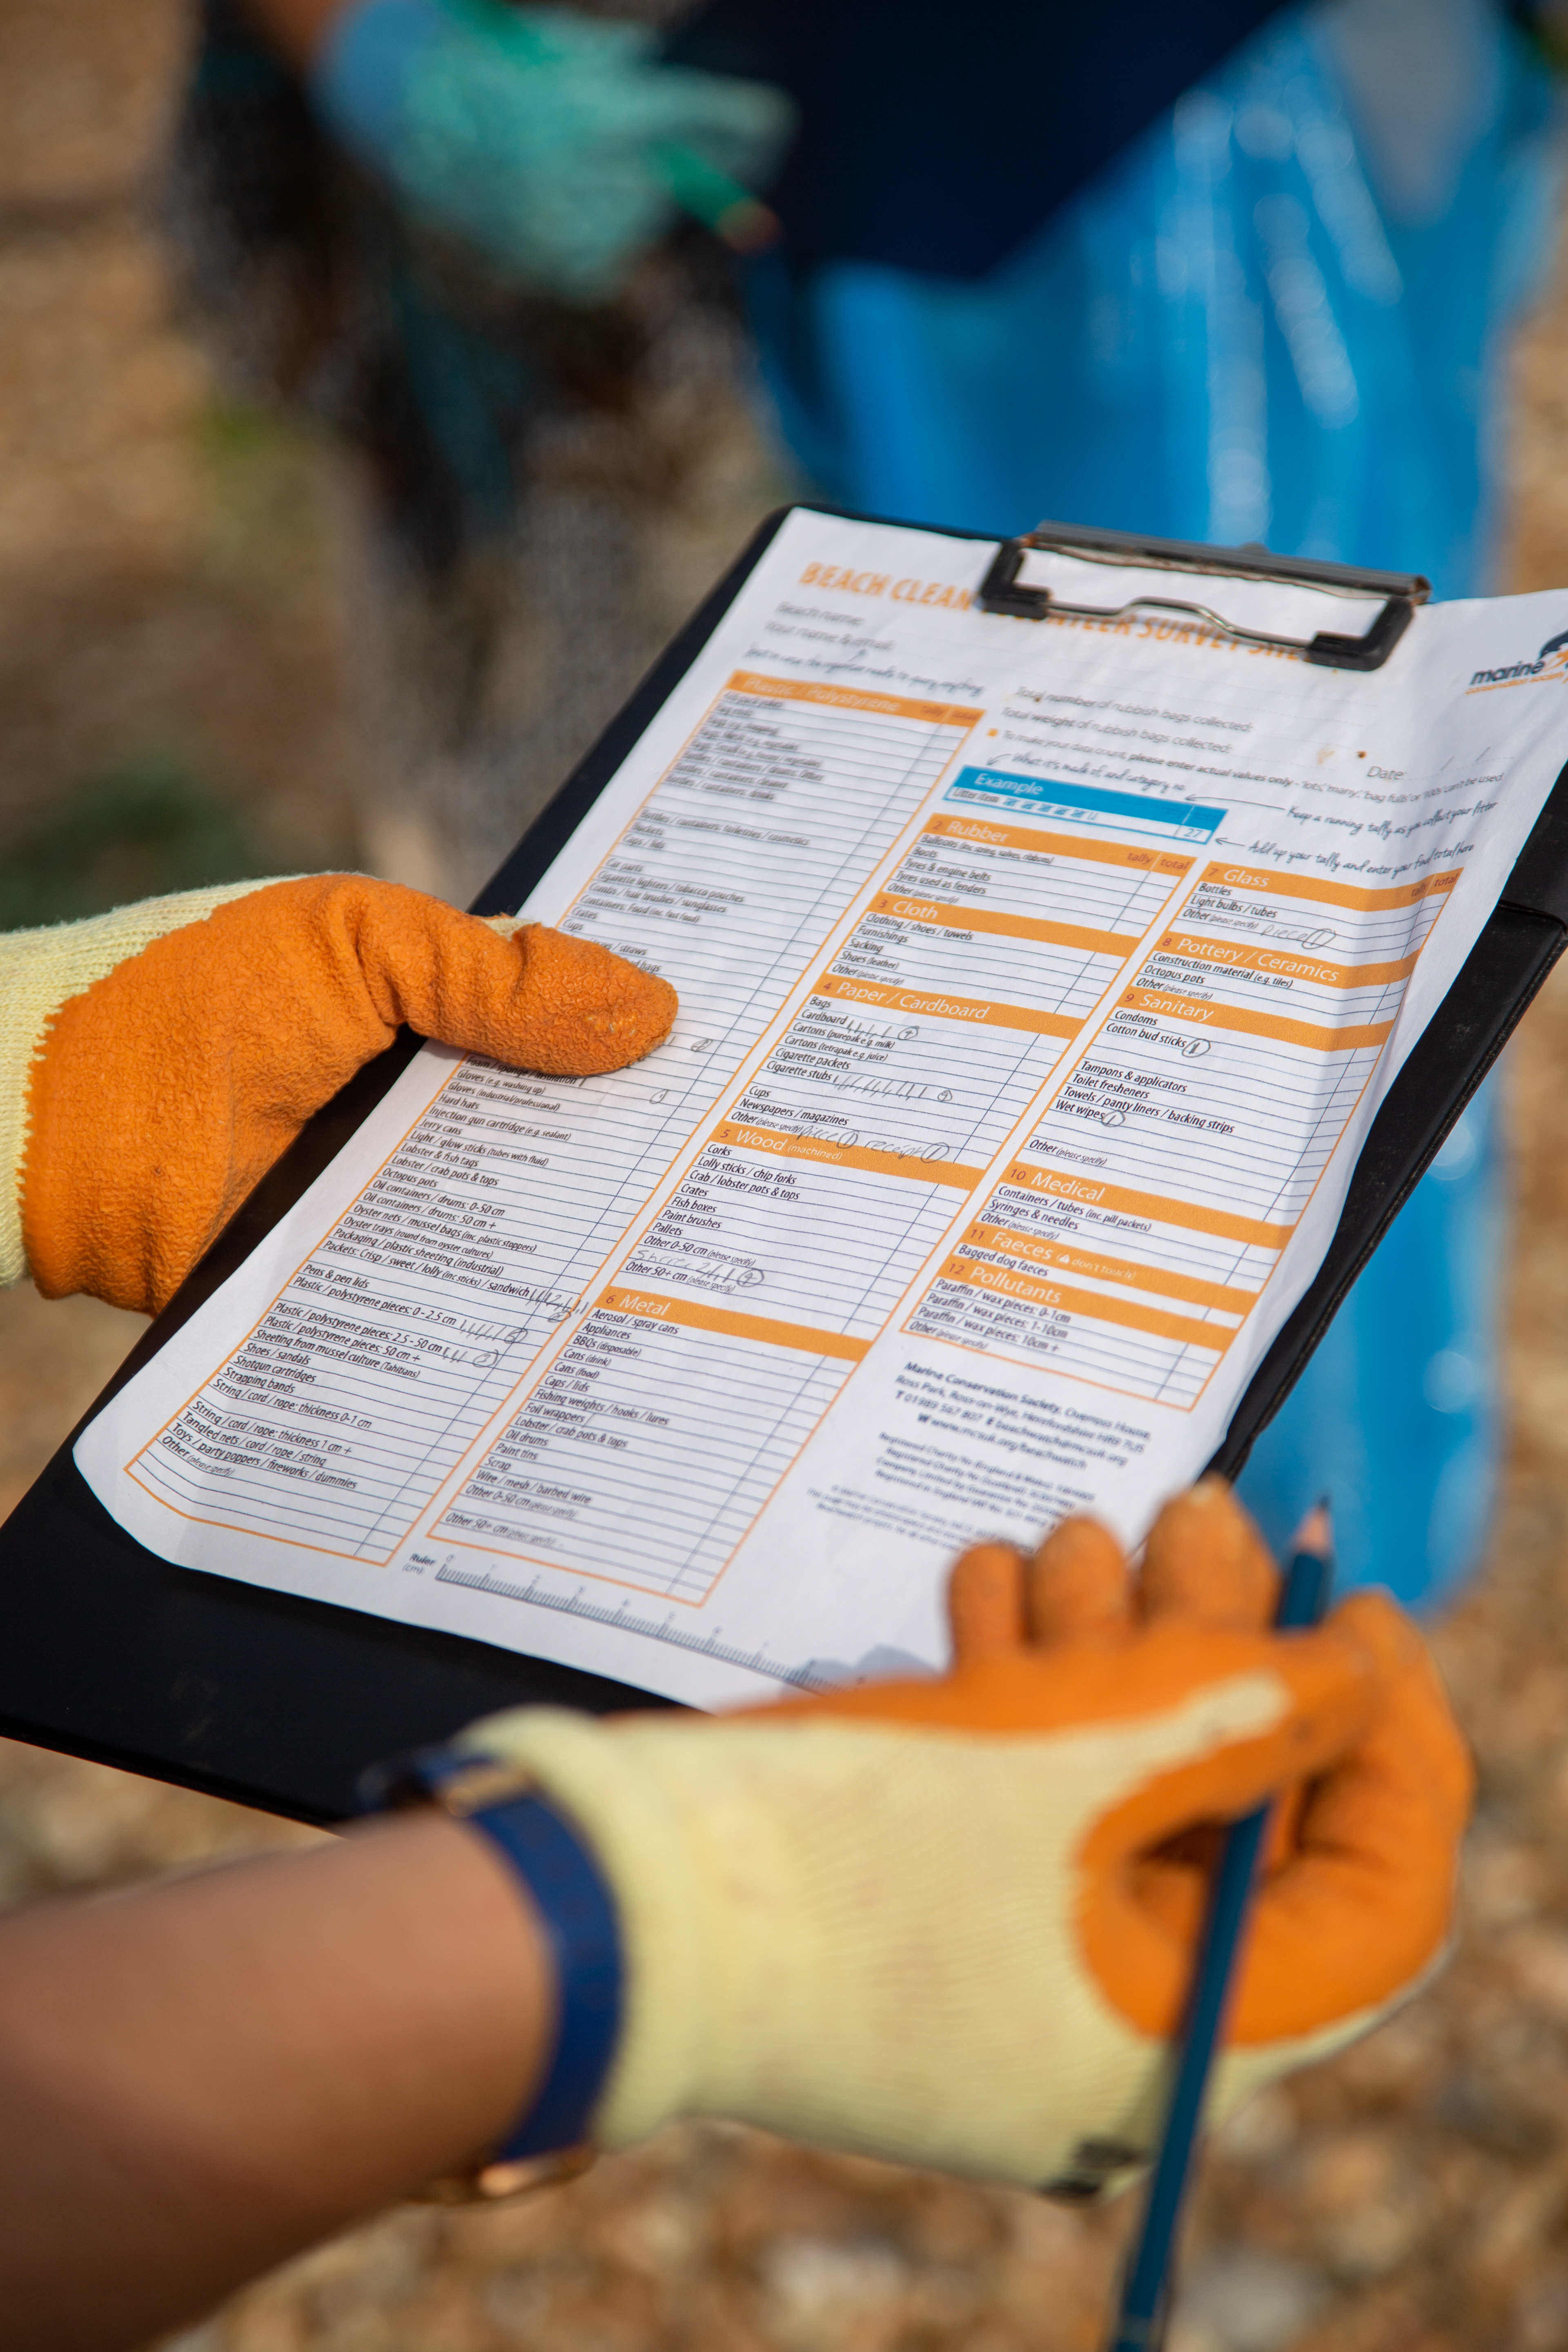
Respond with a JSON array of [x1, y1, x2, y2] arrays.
[[1292, 1501, 1333, 1555]]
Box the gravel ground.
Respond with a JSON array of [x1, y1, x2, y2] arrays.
[[7, 8, 1568, 2350]]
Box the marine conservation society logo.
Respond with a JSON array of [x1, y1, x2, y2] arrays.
[[1469, 627, 1568, 692]]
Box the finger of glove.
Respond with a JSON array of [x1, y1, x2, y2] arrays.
[[1025, 1515, 1131, 1643], [947, 1544, 1027, 1662], [518, 7, 657, 67], [1228, 1590, 1472, 2040], [633, 70, 797, 181], [459, 93, 675, 285], [401, 60, 671, 289], [1076, 1617, 1383, 2035], [1138, 1476, 1278, 1630], [337, 882, 677, 1074]]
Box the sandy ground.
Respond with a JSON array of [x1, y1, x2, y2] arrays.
[[9, 7, 1568, 2350]]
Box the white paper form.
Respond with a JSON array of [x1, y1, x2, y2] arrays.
[[75, 512, 1568, 1706]]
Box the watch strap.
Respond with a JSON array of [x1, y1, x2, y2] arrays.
[[466, 1787, 624, 2160], [360, 1744, 623, 2164]]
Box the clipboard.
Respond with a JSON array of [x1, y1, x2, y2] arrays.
[[1, 506, 1563, 1825]]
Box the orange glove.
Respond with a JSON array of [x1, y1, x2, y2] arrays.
[[782, 1482, 1467, 2060], [459, 1481, 1471, 2190], [19, 875, 675, 1316]]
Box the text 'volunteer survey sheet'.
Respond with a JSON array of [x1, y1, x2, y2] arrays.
[[77, 513, 1568, 1705]]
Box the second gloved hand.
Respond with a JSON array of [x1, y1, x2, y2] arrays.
[[456, 1481, 1472, 2194], [310, 0, 795, 301]]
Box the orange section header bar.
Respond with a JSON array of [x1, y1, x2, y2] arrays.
[[873, 892, 1138, 959], [965, 1221, 1258, 1314], [936, 1254, 1234, 1353], [713, 1122, 983, 1191], [597, 1287, 869, 1362], [814, 972, 1081, 1040], [1120, 986, 1394, 1054], [1000, 1159, 1293, 1249], [727, 670, 981, 729], [1199, 861, 1459, 912], [1160, 931, 1418, 990], [924, 814, 1192, 877]]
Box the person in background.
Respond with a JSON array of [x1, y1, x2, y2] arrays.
[[169, 0, 1561, 1611], [172, 0, 793, 898], [0, 873, 1470, 2352], [700, 0, 1562, 1624]]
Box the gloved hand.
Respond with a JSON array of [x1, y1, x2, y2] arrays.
[[310, 0, 795, 301], [458, 1481, 1470, 2193], [11, 874, 675, 1316]]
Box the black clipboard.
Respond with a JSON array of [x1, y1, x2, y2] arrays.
[[2, 505, 1564, 1824]]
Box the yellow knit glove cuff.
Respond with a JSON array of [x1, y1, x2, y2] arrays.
[[0, 881, 291, 1288]]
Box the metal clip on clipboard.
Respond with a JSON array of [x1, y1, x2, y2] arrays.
[[978, 519, 1428, 672]]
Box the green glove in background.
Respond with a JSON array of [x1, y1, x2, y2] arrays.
[[311, 0, 794, 301]]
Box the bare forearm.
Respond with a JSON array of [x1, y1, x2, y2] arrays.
[[241, 0, 347, 66], [0, 1813, 552, 2352]]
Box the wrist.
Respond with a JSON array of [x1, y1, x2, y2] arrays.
[[449, 1709, 719, 2148], [363, 1735, 625, 2189]]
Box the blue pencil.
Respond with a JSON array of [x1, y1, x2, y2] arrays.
[[1105, 1523, 1334, 2352]]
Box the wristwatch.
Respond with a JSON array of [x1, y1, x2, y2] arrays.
[[361, 1741, 624, 2202]]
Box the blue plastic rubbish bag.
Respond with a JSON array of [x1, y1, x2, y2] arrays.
[[748, 0, 1560, 1604]]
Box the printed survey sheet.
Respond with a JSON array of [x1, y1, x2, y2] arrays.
[[77, 512, 1568, 1706]]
